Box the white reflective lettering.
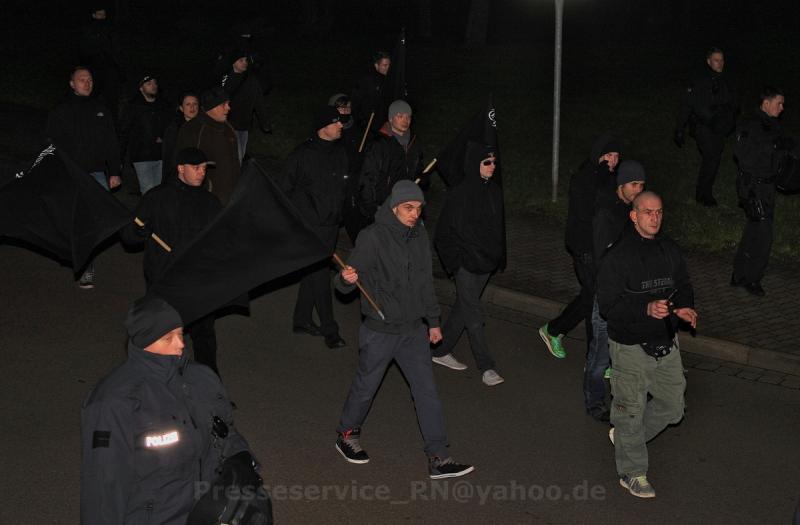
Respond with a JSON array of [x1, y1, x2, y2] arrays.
[[145, 431, 179, 448]]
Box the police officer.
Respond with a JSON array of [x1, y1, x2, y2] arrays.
[[731, 86, 791, 297], [674, 47, 738, 207], [598, 191, 697, 499], [80, 295, 271, 524]]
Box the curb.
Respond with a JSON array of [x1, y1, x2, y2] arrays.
[[434, 279, 800, 376]]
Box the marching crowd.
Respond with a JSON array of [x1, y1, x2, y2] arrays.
[[31, 7, 797, 522]]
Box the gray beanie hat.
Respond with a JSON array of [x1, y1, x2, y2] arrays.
[[389, 180, 425, 208], [124, 295, 183, 349], [388, 99, 412, 121], [616, 160, 646, 186]]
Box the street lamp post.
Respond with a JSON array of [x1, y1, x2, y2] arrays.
[[551, 0, 564, 203]]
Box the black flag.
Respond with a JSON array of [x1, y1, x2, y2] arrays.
[[0, 145, 132, 273], [385, 27, 409, 105], [149, 158, 330, 325], [436, 95, 500, 187]]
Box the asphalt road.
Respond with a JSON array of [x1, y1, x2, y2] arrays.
[[1, 238, 799, 524]]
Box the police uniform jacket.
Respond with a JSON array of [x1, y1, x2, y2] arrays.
[[80, 344, 249, 524], [676, 64, 738, 136], [733, 110, 784, 217]]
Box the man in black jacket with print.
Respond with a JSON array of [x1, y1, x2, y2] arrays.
[[598, 191, 697, 499]]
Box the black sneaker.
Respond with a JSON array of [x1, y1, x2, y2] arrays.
[[293, 322, 322, 336], [325, 334, 347, 348], [336, 428, 369, 464], [428, 456, 475, 479]]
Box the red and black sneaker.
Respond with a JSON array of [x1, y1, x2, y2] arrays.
[[336, 428, 370, 464]]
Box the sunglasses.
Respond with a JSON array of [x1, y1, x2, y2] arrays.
[[482, 159, 497, 166]]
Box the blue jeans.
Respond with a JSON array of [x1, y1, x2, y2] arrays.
[[583, 297, 610, 413], [234, 130, 248, 163], [133, 160, 163, 195], [338, 324, 449, 458]]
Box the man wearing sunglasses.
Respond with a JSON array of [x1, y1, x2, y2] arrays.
[[433, 143, 506, 387]]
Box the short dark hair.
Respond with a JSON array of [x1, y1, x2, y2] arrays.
[[70, 66, 91, 80], [706, 47, 724, 58], [178, 91, 199, 106], [372, 51, 391, 64], [760, 86, 785, 102]]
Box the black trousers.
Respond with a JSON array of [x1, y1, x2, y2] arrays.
[[433, 268, 495, 372], [187, 314, 219, 375], [733, 217, 773, 285], [548, 253, 595, 340], [293, 261, 339, 337], [695, 126, 725, 200]]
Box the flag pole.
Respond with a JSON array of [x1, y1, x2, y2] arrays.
[[415, 157, 437, 184], [134, 217, 172, 252], [358, 112, 375, 153], [332, 252, 386, 321]]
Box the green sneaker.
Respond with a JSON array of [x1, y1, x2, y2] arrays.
[[538, 324, 566, 358], [619, 475, 656, 498], [604, 367, 612, 379]]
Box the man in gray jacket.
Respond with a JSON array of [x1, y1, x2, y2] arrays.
[[334, 180, 474, 479]]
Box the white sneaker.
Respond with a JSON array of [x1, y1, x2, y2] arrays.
[[482, 369, 505, 386], [432, 353, 467, 371]]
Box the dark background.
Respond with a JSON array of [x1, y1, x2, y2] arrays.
[[1, 0, 799, 260]]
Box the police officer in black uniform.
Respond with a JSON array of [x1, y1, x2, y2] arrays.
[[80, 296, 271, 524], [674, 47, 738, 207], [731, 86, 791, 297]]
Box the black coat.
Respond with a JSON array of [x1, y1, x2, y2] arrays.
[[676, 64, 738, 136], [119, 93, 172, 162], [733, 110, 784, 216], [358, 123, 423, 219], [565, 159, 616, 256], [597, 227, 694, 346], [336, 202, 440, 333], [160, 114, 191, 180], [45, 93, 121, 178], [80, 345, 251, 525], [352, 69, 386, 135], [222, 70, 270, 132], [435, 143, 506, 275], [120, 178, 222, 285], [592, 191, 632, 262], [281, 135, 348, 251]]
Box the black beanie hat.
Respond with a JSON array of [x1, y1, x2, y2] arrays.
[[124, 295, 183, 349], [616, 160, 646, 186], [201, 86, 229, 111], [314, 105, 341, 131], [389, 180, 425, 208]]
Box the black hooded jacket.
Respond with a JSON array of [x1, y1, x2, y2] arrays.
[[336, 202, 440, 334], [45, 93, 121, 178], [281, 134, 349, 251], [80, 344, 250, 525], [597, 227, 694, 346], [120, 177, 222, 285], [435, 143, 506, 275]]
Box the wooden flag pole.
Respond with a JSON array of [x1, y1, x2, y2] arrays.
[[415, 157, 437, 184], [332, 252, 386, 321], [134, 217, 172, 253], [358, 112, 375, 153]]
